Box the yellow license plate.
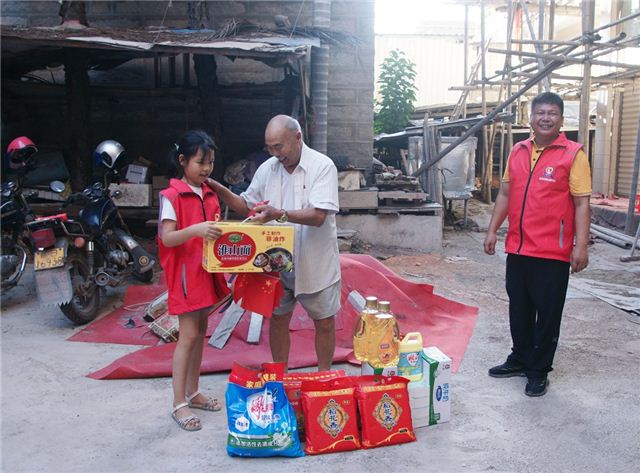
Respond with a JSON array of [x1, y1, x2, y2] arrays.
[[34, 247, 65, 271]]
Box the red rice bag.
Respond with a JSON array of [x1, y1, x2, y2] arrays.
[[300, 378, 361, 455], [354, 375, 416, 449], [283, 370, 346, 439]]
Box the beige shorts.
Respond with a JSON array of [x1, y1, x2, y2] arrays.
[[273, 273, 341, 320]]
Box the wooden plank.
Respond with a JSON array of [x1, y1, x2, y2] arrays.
[[208, 301, 245, 349], [378, 191, 427, 200], [246, 312, 264, 344], [378, 202, 443, 215]]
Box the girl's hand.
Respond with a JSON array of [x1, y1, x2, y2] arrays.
[[193, 221, 222, 240]]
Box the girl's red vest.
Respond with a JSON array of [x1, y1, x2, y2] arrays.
[[158, 179, 229, 314], [505, 133, 583, 263]]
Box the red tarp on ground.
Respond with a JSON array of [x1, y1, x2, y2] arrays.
[[78, 254, 478, 380]]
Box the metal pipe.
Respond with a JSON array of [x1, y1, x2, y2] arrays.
[[592, 223, 640, 248], [624, 117, 640, 235], [590, 228, 631, 249]]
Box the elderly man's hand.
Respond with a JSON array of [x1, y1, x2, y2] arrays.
[[250, 204, 280, 224]]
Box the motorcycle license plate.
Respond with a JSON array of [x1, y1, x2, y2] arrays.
[[34, 247, 65, 271]]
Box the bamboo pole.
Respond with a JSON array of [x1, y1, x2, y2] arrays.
[[624, 118, 640, 236], [578, 0, 595, 153], [464, 4, 469, 118], [412, 51, 577, 179], [518, 0, 550, 91], [482, 11, 640, 84], [538, 0, 545, 94], [481, 0, 492, 203], [487, 48, 640, 70]]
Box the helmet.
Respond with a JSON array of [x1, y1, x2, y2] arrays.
[[6, 136, 37, 170], [93, 140, 126, 169]]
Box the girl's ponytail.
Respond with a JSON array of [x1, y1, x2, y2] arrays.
[[167, 143, 182, 178]]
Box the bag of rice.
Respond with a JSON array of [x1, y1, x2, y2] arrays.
[[300, 378, 360, 455], [354, 375, 416, 449], [283, 370, 347, 440]]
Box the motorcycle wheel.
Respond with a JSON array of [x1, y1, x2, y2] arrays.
[[59, 249, 100, 325], [133, 267, 154, 283]]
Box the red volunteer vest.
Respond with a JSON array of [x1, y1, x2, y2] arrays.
[[505, 133, 583, 262], [158, 178, 229, 314]]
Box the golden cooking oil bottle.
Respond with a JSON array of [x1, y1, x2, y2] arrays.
[[353, 296, 379, 361], [366, 300, 401, 368]]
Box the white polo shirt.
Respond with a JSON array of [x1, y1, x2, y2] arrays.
[[240, 143, 340, 296]]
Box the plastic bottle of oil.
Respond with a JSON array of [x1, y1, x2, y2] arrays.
[[353, 296, 379, 361], [366, 300, 401, 368], [397, 332, 424, 381]]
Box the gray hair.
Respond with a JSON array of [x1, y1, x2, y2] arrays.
[[268, 114, 302, 134]]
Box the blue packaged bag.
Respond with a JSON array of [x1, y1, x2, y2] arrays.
[[226, 362, 304, 457]]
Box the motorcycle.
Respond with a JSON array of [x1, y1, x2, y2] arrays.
[[0, 180, 36, 292], [1, 137, 39, 294], [30, 140, 156, 325]]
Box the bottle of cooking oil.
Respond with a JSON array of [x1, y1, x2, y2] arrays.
[[366, 300, 401, 368], [353, 296, 379, 361], [398, 332, 424, 381]]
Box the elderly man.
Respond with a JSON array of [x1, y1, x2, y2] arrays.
[[484, 92, 591, 397], [208, 115, 341, 371]]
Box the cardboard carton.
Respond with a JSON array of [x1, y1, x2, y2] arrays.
[[126, 164, 149, 184], [407, 346, 451, 427], [203, 222, 294, 273]]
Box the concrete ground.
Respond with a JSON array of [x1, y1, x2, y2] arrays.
[[2, 200, 639, 473]]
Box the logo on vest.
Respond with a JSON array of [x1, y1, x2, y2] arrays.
[[539, 166, 556, 182]]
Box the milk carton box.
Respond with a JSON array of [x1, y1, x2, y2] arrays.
[[423, 346, 451, 425]]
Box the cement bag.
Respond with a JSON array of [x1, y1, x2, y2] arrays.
[[226, 362, 304, 457]]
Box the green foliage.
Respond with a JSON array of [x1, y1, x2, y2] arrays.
[[374, 49, 417, 135]]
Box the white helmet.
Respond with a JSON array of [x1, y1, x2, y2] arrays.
[[93, 140, 125, 169]]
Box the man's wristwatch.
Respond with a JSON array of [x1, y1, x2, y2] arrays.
[[276, 209, 288, 223]]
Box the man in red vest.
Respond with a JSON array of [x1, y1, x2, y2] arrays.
[[484, 92, 591, 397]]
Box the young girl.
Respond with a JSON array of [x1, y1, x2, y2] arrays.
[[158, 130, 230, 431]]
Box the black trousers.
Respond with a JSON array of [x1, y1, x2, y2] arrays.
[[505, 254, 570, 378]]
